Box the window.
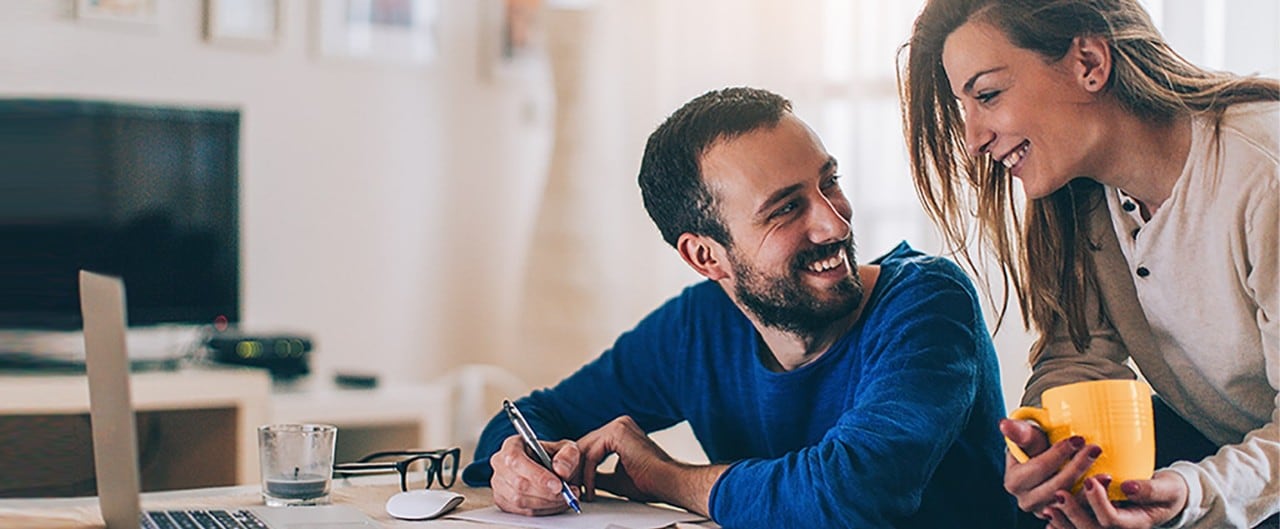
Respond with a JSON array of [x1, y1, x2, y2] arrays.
[[816, 0, 930, 258]]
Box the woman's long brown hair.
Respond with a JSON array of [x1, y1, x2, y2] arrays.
[[898, 0, 1280, 361]]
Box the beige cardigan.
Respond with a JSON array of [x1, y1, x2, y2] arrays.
[[1021, 104, 1279, 528]]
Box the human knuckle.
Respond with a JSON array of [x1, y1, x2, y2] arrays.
[[507, 493, 537, 510], [495, 454, 512, 470], [1016, 497, 1044, 513], [495, 493, 518, 511]]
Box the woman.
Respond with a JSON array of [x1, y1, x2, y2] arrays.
[[899, 1, 1277, 528]]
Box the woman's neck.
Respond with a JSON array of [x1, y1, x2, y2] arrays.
[[1090, 104, 1193, 217]]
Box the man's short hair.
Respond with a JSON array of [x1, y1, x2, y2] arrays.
[[638, 87, 793, 248]]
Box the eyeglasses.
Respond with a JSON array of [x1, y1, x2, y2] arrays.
[[333, 448, 460, 492]]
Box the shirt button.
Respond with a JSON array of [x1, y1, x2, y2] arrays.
[[1136, 266, 1150, 277], [1122, 201, 1137, 212]]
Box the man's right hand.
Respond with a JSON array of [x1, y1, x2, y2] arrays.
[[490, 434, 582, 516], [1000, 418, 1102, 518]]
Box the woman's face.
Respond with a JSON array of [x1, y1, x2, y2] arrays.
[[942, 20, 1104, 199]]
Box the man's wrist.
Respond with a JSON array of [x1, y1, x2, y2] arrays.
[[650, 460, 727, 517]]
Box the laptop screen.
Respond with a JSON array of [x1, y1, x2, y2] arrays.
[[80, 270, 143, 528]]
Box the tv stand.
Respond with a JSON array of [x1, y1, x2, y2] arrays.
[[0, 367, 451, 498], [0, 367, 269, 497]]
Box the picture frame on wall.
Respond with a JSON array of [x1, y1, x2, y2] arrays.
[[75, 0, 159, 26], [204, 0, 283, 48], [499, 0, 542, 63], [478, 0, 545, 81], [316, 0, 440, 65]]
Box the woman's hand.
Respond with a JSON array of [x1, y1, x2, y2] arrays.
[[1001, 418, 1103, 517], [1044, 471, 1189, 529]]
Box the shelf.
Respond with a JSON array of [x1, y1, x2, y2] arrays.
[[0, 367, 270, 497], [271, 381, 451, 461]]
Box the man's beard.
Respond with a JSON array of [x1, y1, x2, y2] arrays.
[[730, 237, 864, 337]]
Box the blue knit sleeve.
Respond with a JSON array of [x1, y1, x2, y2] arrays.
[[708, 264, 987, 527], [462, 286, 699, 486]]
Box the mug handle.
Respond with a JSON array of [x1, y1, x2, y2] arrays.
[[1005, 407, 1050, 463]]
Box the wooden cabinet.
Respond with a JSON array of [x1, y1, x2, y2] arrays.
[[0, 368, 270, 497], [0, 369, 449, 498]]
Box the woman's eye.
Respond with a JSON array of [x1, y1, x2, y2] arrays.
[[976, 90, 1001, 104]]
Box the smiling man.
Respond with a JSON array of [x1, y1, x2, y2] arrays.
[[461, 87, 1015, 528]]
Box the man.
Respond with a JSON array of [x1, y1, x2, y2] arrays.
[[461, 87, 1015, 528]]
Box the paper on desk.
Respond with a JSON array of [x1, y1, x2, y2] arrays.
[[447, 497, 705, 529]]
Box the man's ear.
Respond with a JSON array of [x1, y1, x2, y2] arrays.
[[1070, 35, 1112, 93], [676, 233, 730, 281]]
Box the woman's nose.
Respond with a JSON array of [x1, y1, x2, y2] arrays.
[[963, 112, 995, 158]]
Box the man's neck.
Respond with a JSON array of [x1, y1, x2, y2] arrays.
[[756, 265, 880, 372]]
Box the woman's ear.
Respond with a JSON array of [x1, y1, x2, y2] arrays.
[[676, 233, 730, 281], [1071, 35, 1113, 93]]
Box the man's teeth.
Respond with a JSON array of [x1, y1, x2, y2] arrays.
[[1002, 142, 1030, 169], [808, 251, 845, 273]]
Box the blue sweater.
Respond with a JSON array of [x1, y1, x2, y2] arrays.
[[463, 243, 1015, 528]]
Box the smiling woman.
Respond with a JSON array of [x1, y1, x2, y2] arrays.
[[899, 0, 1279, 528]]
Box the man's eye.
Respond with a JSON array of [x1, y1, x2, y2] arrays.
[[821, 174, 842, 189], [771, 201, 798, 218]]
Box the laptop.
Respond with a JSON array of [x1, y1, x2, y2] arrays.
[[79, 270, 381, 529]]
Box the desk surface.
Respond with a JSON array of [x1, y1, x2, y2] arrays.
[[0, 477, 713, 529]]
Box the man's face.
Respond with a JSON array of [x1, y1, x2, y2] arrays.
[[700, 114, 863, 335]]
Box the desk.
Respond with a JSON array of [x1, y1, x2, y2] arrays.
[[0, 477, 714, 529]]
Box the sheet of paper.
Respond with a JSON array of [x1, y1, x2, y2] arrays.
[[447, 497, 706, 529]]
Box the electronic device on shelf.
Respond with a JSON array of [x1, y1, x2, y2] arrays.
[[205, 330, 313, 380]]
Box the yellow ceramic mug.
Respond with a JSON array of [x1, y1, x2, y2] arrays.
[[1005, 379, 1155, 501]]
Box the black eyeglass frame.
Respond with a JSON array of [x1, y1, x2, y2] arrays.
[[332, 448, 461, 492]]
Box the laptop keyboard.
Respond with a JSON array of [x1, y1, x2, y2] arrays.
[[142, 510, 269, 529]]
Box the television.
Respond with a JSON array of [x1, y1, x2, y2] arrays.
[[0, 99, 240, 342]]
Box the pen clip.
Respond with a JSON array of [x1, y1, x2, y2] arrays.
[[503, 400, 554, 467], [501, 399, 582, 514]]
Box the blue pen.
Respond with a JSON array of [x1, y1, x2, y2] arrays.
[[503, 399, 582, 514]]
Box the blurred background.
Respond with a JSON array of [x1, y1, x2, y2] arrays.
[[0, 0, 1276, 474]]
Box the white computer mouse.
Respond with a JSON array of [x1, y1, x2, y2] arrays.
[[385, 489, 465, 521]]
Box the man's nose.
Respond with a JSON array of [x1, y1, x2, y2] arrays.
[[810, 196, 851, 245]]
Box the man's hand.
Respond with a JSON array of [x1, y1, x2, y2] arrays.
[[1045, 471, 1189, 529], [1001, 418, 1102, 517], [490, 435, 582, 516], [576, 415, 724, 517]]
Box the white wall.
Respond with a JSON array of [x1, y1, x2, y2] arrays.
[[8, 0, 1271, 415], [0, 0, 556, 383]]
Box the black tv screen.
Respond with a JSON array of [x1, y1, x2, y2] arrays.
[[0, 99, 239, 330]]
